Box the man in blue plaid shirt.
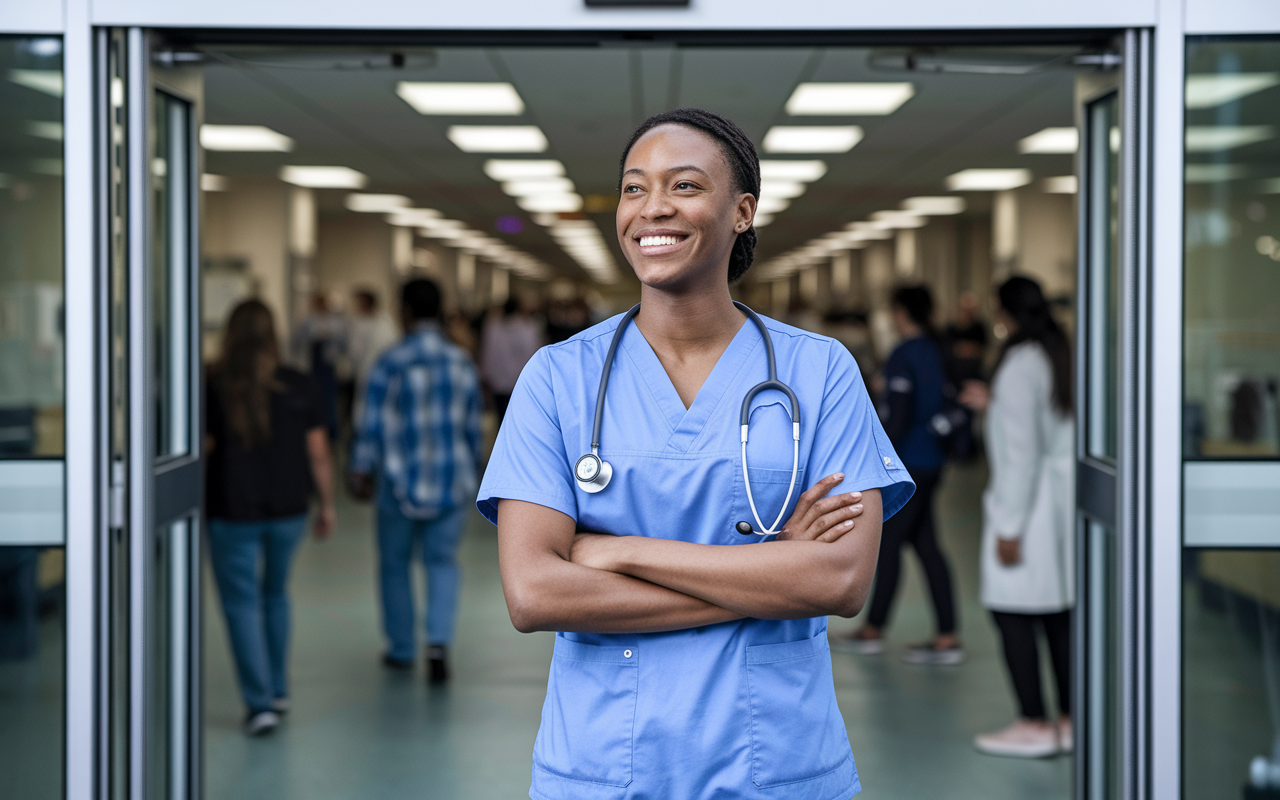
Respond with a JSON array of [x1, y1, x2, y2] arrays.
[[350, 279, 483, 684]]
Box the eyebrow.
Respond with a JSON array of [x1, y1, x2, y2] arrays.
[[622, 165, 712, 178]]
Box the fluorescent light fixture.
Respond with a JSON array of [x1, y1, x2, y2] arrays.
[[756, 196, 791, 214], [279, 166, 367, 189], [1259, 178, 1280, 194], [9, 69, 62, 97], [945, 168, 1033, 191], [345, 193, 411, 213], [201, 124, 294, 152], [871, 210, 927, 229], [1186, 73, 1280, 109], [844, 222, 894, 240], [753, 213, 775, 228], [25, 121, 62, 141], [759, 160, 828, 182], [447, 125, 547, 153], [1042, 176, 1078, 194], [516, 193, 583, 213], [483, 160, 565, 181], [901, 196, 965, 215], [759, 181, 807, 200], [201, 174, 229, 192], [395, 82, 525, 115], [501, 178, 576, 197], [1185, 125, 1274, 151], [785, 83, 915, 115], [1018, 127, 1079, 154], [762, 126, 863, 154], [386, 208, 444, 227], [1184, 164, 1250, 183]]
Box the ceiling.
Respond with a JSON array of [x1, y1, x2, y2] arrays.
[[198, 43, 1091, 286]]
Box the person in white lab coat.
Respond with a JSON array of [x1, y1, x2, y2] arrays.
[[960, 276, 1075, 759], [347, 288, 399, 424]]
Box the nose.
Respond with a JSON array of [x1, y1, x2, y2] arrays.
[[639, 188, 675, 220]]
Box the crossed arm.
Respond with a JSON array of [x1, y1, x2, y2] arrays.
[[496, 476, 883, 635]]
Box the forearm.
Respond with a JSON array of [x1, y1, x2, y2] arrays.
[[502, 552, 742, 634], [310, 453, 334, 507]]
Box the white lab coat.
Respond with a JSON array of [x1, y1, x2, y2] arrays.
[[980, 342, 1076, 613]]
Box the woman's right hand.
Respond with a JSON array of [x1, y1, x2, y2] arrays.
[[776, 473, 864, 543]]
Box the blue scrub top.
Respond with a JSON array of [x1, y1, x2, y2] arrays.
[[478, 312, 915, 800]]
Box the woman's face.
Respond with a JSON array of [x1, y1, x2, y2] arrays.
[[617, 124, 755, 292]]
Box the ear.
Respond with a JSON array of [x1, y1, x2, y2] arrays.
[[734, 193, 757, 233]]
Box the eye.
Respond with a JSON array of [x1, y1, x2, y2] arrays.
[[675, 181, 696, 190], [622, 184, 642, 194]]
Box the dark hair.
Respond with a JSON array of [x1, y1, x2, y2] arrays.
[[618, 108, 761, 283], [996, 276, 1073, 415], [402, 278, 442, 321], [353, 288, 377, 311], [892, 285, 935, 337], [217, 300, 280, 449]]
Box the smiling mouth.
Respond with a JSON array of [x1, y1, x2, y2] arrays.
[[638, 235, 687, 248]]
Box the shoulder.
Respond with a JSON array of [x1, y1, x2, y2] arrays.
[[539, 312, 630, 366], [756, 314, 866, 388], [995, 342, 1052, 390]]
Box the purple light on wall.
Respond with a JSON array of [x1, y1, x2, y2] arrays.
[[496, 215, 524, 235]]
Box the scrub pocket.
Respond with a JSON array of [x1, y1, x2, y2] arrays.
[[533, 638, 638, 788], [745, 633, 850, 788]]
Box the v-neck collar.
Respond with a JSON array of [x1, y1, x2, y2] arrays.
[[619, 317, 762, 453]]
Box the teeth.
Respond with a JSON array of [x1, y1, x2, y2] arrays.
[[639, 235, 682, 248]]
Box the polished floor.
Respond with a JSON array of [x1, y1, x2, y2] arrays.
[[203, 460, 1073, 799]]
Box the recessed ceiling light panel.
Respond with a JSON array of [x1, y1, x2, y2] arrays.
[[901, 196, 966, 215], [1185, 125, 1274, 151], [484, 159, 565, 180], [785, 83, 915, 115], [1018, 127, 1079, 154], [396, 82, 525, 115], [447, 125, 547, 153], [759, 160, 828, 181], [501, 178, 576, 197], [945, 168, 1033, 191], [516, 193, 583, 213], [759, 181, 807, 200], [346, 193, 412, 213], [762, 126, 863, 154], [279, 166, 367, 189], [1042, 176, 1078, 194], [202, 125, 294, 152], [1186, 73, 1280, 108]]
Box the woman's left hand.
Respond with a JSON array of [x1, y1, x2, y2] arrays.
[[570, 532, 623, 572], [996, 536, 1021, 566], [314, 503, 336, 540]]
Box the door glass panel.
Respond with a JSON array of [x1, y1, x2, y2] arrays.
[[1084, 93, 1120, 461], [153, 93, 191, 460], [147, 518, 192, 800], [1184, 38, 1280, 460], [1084, 521, 1122, 799]]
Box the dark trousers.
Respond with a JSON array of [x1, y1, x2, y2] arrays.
[[991, 609, 1072, 720], [865, 469, 957, 635]]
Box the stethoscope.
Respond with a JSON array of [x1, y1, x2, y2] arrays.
[[573, 302, 801, 537]]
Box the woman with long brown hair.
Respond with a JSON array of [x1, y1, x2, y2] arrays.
[[206, 299, 335, 736]]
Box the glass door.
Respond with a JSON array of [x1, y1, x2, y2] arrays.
[[101, 28, 203, 800]]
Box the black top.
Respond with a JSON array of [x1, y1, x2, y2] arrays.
[[205, 367, 324, 522]]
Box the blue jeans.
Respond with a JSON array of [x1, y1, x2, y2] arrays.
[[376, 485, 466, 661], [207, 515, 308, 713]]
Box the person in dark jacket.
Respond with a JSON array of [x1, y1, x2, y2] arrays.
[[206, 299, 335, 736], [834, 285, 963, 664]]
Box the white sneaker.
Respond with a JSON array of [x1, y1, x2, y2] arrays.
[[243, 710, 280, 737], [902, 642, 965, 665], [974, 719, 1059, 758], [1057, 717, 1073, 753], [829, 629, 885, 655]]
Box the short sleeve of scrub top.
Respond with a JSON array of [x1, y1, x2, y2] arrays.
[[477, 314, 914, 800]]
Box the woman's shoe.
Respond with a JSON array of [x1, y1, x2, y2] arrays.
[[903, 641, 965, 665], [974, 719, 1059, 758], [243, 710, 280, 737], [830, 628, 885, 655]]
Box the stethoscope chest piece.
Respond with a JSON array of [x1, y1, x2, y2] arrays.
[[575, 452, 613, 493]]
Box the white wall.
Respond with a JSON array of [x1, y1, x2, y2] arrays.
[[315, 213, 397, 313], [201, 176, 290, 333]]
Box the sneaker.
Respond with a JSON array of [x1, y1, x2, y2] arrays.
[[830, 628, 885, 655], [427, 645, 449, 685], [270, 697, 290, 714], [1057, 717, 1073, 753], [382, 653, 414, 672], [903, 641, 965, 665], [243, 710, 280, 737], [974, 719, 1059, 758]]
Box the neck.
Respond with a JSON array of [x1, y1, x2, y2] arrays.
[[634, 281, 744, 355]]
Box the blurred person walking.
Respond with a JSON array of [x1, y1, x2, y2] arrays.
[[960, 276, 1075, 758], [835, 285, 962, 664], [346, 288, 398, 423], [292, 291, 349, 440], [205, 300, 335, 737], [480, 296, 543, 422], [349, 279, 483, 684]]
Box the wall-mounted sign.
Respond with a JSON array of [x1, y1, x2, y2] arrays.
[[585, 0, 690, 6]]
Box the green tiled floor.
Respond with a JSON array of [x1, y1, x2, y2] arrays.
[[204, 461, 1072, 799]]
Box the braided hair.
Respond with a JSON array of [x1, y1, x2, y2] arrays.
[[618, 108, 761, 283]]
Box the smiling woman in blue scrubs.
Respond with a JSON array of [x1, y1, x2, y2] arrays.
[[477, 108, 915, 800]]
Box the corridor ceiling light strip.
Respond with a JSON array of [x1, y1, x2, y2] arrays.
[[759, 180, 807, 200], [516, 193, 584, 213], [1042, 176, 1078, 194], [447, 125, 548, 153], [25, 121, 62, 141], [538, 217, 620, 284], [945, 168, 1032, 191], [762, 126, 863, 154], [346, 193, 412, 213], [501, 177, 577, 196], [279, 166, 367, 189], [483, 159, 566, 180], [784, 83, 915, 116], [753, 213, 775, 228], [844, 221, 894, 239], [396, 82, 525, 115], [1017, 127, 1079, 154], [1185, 73, 1280, 109], [901, 196, 965, 215], [759, 160, 828, 182], [9, 69, 63, 97], [201, 124, 294, 152], [201, 174, 230, 192], [756, 196, 791, 214], [1185, 125, 1274, 151], [870, 210, 927, 229], [385, 208, 443, 227]]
